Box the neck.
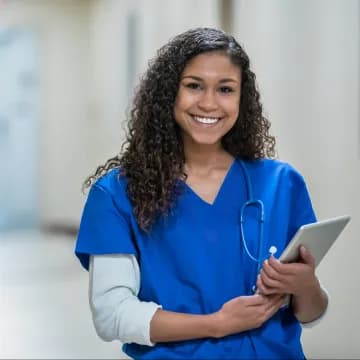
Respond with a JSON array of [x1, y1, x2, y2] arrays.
[[183, 139, 231, 171]]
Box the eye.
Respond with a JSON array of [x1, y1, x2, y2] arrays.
[[219, 86, 234, 94], [185, 82, 202, 90]]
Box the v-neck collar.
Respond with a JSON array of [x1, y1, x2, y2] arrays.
[[182, 159, 237, 207]]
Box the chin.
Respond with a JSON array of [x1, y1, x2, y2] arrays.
[[190, 135, 223, 146]]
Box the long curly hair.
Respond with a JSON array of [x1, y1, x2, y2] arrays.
[[84, 27, 276, 231]]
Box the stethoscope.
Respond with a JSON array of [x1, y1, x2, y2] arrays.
[[238, 160, 278, 284]]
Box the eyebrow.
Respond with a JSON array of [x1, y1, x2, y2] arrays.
[[181, 75, 239, 84]]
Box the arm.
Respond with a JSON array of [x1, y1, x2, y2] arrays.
[[289, 248, 328, 323], [89, 254, 161, 345], [90, 255, 286, 345], [150, 293, 285, 342], [299, 285, 329, 327], [291, 278, 328, 324], [90, 254, 217, 343], [150, 309, 217, 342]]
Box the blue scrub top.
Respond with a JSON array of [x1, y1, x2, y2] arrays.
[[75, 159, 316, 359]]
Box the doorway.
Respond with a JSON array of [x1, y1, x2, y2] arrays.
[[0, 27, 39, 230]]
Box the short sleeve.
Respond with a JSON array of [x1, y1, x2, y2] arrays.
[[75, 183, 138, 271], [287, 170, 317, 241]]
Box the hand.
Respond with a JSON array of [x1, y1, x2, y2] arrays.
[[214, 293, 286, 337], [256, 246, 320, 297]]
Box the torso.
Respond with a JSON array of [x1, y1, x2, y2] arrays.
[[77, 159, 315, 359]]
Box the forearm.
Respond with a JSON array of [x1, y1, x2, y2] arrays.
[[150, 308, 219, 343], [150, 293, 285, 343], [291, 280, 328, 323]]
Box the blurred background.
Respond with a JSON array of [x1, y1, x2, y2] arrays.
[[0, 0, 359, 358]]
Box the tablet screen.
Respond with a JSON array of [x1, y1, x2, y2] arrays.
[[279, 215, 351, 266]]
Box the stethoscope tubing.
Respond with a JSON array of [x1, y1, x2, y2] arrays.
[[238, 160, 268, 275]]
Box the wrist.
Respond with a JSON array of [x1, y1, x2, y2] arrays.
[[208, 311, 225, 339], [295, 277, 321, 298], [292, 279, 327, 323]]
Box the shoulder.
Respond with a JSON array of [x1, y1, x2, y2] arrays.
[[89, 168, 133, 214], [94, 167, 127, 192], [241, 158, 307, 189]]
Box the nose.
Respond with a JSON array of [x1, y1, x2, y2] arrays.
[[197, 89, 218, 112]]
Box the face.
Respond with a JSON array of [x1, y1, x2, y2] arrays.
[[174, 51, 241, 148]]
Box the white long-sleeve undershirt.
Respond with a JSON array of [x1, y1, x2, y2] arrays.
[[89, 254, 329, 345], [89, 254, 161, 346]]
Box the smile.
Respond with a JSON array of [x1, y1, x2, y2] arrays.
[[191, 115, 221, 125]]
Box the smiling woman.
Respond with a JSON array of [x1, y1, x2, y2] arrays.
[[82, 28, 276, 231], [75, 27, 328, 360]]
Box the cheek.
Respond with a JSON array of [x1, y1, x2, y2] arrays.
[[175, 92, 192, 110], [232, 104, 240, 117], [174, 92, 193, 119], [173, 99, 182, 121], [218, 93, 240, 111], [173, 101, 187, 128], [224, 99, 240, 119]]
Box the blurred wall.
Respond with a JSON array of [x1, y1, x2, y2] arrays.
[[87, 0, 219, 170], [0, 0, 219, 229], [234, 0, 359, 357], [0, 0, 93, 227]]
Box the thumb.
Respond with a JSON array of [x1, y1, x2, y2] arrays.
[[299, 246, 315, 265]]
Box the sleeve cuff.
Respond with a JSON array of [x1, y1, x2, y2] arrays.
[[90, 254, 162, 345], [119, 298, 162, 346]]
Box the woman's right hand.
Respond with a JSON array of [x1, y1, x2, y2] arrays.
[[213, 293, 286, 338]]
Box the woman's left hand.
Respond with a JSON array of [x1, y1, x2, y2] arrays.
[[256, 246, 320, 296]]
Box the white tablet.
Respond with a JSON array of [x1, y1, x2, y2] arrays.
[[279, 215, 351, 267]]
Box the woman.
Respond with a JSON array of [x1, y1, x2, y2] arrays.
[[75, 27, 328, 359]]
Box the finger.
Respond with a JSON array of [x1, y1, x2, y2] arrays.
[[261, 263, 296, 291], [256, 275, 277, 295], [240, 294, 266, 306], [275, 295, 288, 310], [263, 295, 285, 319], [262, 259, 284, 281], [268, 294, 288, 312], [265, 293, 285, 304], [259, 269, 284, 290], [256, 275, 268, 295], [279, 262, 308, 275], [299, 246, 315, 267], [269, 256, 296, 275]]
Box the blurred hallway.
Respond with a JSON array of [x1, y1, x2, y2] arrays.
[[0, 231, 128, 359], [0, 0, 359, 358]]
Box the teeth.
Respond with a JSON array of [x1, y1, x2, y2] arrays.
[[193, 116, 220, 124]]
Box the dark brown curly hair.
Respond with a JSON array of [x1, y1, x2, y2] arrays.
[[83, 27, 276, 231]]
